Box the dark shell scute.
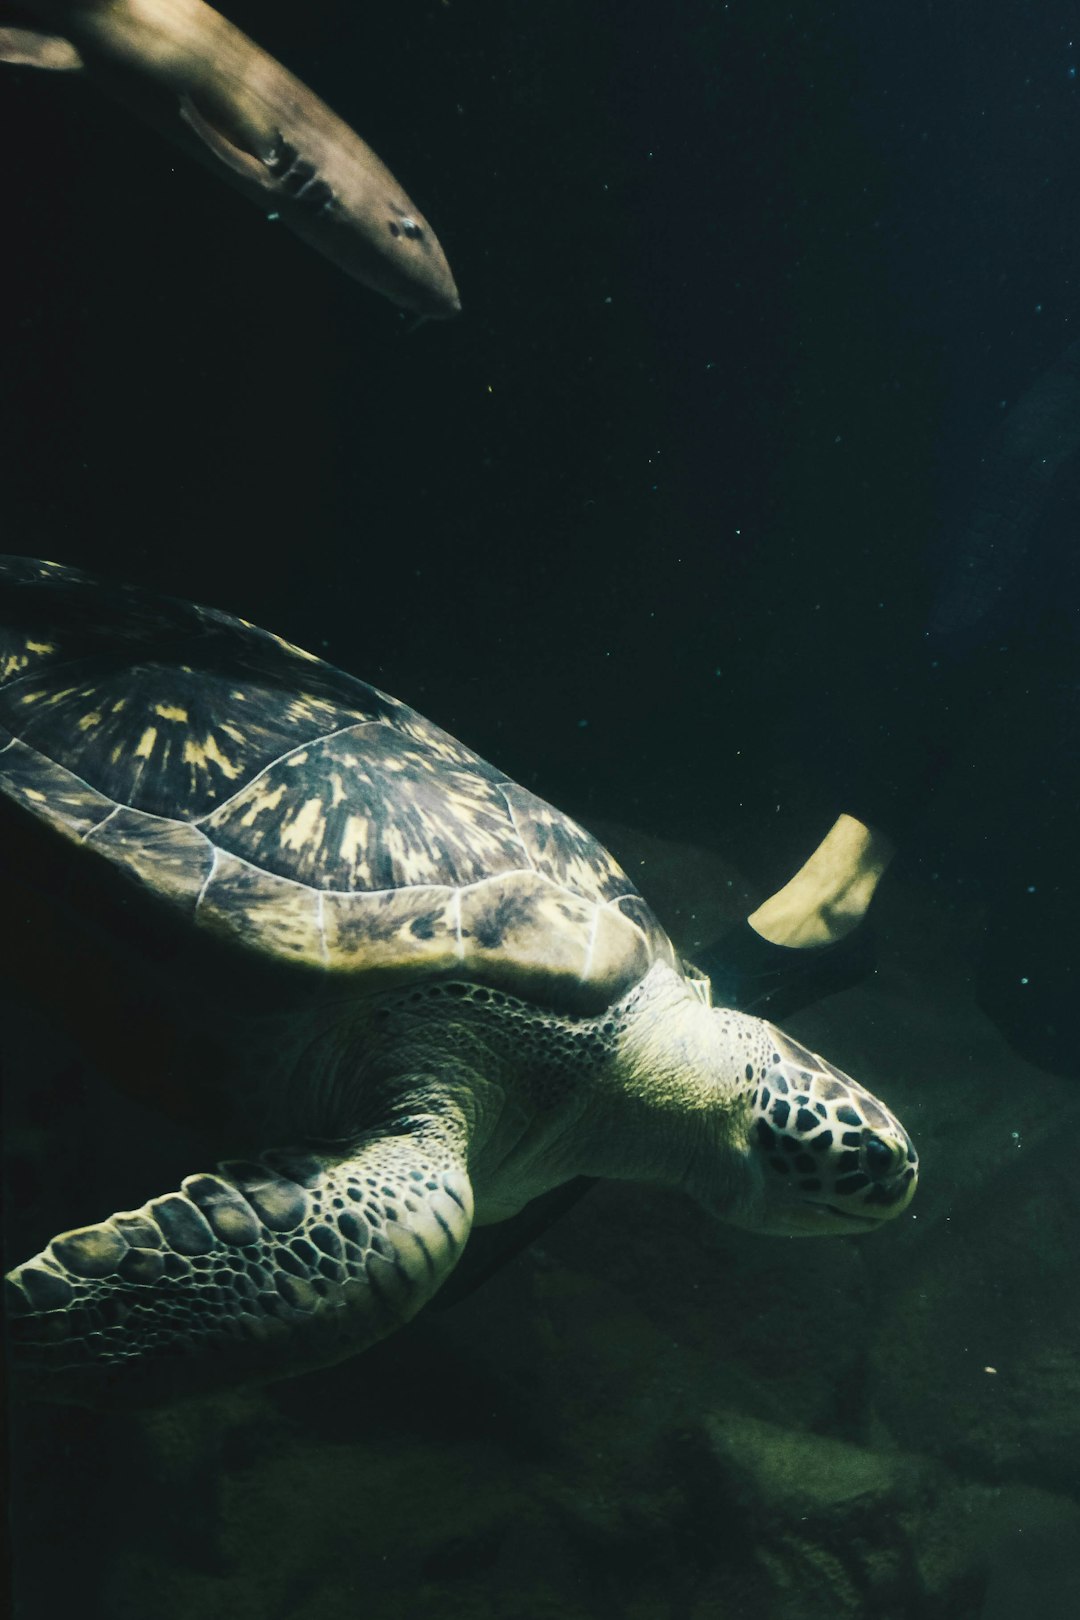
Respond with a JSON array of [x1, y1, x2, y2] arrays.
[[233, 1175, 310, 1234], [501, 783, 633, 906], [0, 559, 403, 822], [261, 1151, 326, 1190], [152, 1196, 216, 1255], [310, 1224, 343, 1259], [182, 1174, 261, 1246], [112, 1215, 163, 1249], [118, 1247, 166, 1285], [0, 558, 677, 1004], [18, 1265, 75, 1310], [338, 1211, 370, 1247], [51, 1227, 127, 1277], [202, 726, 524, 894]]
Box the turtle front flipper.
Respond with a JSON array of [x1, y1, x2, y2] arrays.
[[4, 1123, 473, 1407]]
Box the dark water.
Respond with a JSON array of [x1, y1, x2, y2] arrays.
[[3, 2, 1079, 1615]]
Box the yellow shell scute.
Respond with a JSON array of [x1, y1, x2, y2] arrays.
[[197, 848, 327, 965], [279, 796, 326, 855]]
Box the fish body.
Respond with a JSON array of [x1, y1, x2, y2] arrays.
[[1, 0, 460, 316]]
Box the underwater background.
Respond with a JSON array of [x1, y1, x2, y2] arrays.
[[3, 0, 1079, 1614]]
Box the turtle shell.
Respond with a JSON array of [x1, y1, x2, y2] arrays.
[[0, 557, 679, 1015]]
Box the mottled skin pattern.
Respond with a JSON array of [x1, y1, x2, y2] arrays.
[[0, 558, 918, 1407]]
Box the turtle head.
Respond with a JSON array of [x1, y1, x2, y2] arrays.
[[707, 1013, 918, 1236]]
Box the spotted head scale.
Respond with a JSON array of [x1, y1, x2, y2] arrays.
[[727, 1017, 918, 1236]]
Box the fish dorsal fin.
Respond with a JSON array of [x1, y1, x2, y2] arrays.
[[0, 26, 84, 71]]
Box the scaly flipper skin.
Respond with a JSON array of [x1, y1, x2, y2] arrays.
[[4, 1095, 473, 1406]]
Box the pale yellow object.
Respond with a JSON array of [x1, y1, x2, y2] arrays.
[[748, 814, 896, 948]]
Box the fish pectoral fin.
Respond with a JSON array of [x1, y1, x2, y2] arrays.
[[0, 26, 84, 71], [179, 92, 276, 187]]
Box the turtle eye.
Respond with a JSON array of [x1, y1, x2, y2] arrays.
[[863, 1135, 899, 1180]]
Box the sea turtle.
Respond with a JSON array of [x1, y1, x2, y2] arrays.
[[0, 556, 918, 1406]]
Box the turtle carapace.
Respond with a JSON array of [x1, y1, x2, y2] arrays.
[[0, 558, 918, 1406]]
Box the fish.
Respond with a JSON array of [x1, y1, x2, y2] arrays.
[[0, 0, 461, 317]]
